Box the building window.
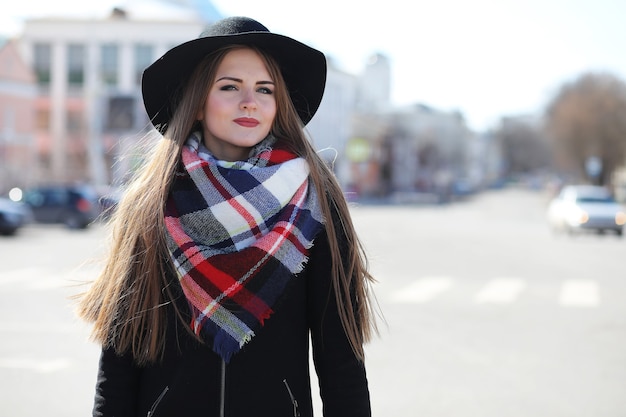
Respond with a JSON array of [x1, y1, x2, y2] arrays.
[[33, 43, 51, 85], [101, 44, 119, 86], [106, 96, 135, 131], [67, 110, 84, 133], [36, 109, 50, 130], [134, 44, 153, 84], [67, 44, 85, 86]]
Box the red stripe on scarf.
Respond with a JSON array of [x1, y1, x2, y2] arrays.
[[262, 148, 295, 164], [167, 216, 273, 323], [189, 248, 272, 307]]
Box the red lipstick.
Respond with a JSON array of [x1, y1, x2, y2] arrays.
[[234, 117, 260, 127]]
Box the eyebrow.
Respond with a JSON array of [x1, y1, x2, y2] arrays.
[[216, 76, 275, 85]]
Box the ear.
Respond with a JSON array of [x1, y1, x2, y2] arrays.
[[196, 107, 204, 121]]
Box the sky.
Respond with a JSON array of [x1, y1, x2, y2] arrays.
[[3, 0, 626, 131]]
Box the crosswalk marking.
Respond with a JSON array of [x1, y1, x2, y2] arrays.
[[390, 277, 603, 308], [0, 266, 98, 291], [392, 277, 453, 303], [0, 357, 71, 373], [558, 280, 600, 307], [475, 278, 526, 304], [3, 266, 606, 309]]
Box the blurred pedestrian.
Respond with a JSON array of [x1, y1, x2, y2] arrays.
[[77, 16, 378, 417]]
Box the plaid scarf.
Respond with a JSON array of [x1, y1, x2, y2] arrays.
[[164, 132, 324, 362]]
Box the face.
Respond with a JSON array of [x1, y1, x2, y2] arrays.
[[197, 48, 277, 161]]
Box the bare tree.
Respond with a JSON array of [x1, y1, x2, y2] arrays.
[[494, 116, 551, 177], [545, 72, 626, 185]]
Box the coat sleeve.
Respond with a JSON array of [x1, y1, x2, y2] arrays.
[[308, 226, 372, 417], [92, 347, 141, 417]]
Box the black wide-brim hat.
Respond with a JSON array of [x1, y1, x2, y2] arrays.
[[142, 16, 327, 131]]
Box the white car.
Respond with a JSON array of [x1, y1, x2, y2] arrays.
[[547, 185, 626, 236]]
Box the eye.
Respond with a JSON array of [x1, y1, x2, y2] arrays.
[[257, 86, 273, 95], [219, 84, 238, 91]]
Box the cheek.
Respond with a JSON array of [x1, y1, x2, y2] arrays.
[[266, 100, 277, 120], [204, 95, 229, 120]]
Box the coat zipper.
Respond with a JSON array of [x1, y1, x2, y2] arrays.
[[282, 379, 300, 417], [220, 360, 226, 417], [147, 386, 169, 417]]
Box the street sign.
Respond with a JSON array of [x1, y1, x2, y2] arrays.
[[585, 156, 602, 178]]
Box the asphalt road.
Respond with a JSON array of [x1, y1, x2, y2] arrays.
[[1, 186, 624, 417]]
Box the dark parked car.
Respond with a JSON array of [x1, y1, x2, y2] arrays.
[[0, 197, 32, 235], [96, 186, 123, 221], [21, 184, 101, 229]]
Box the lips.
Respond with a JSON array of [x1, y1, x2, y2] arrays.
[[234, 117, 260, 127]]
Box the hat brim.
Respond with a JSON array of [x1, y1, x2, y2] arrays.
[[141, 32, 327, 130]]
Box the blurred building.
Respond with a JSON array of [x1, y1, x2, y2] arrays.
[[390, 105, 471, 193], [18, 0, 218, 185], [309, 50, 481, 201], [341, 101, 479, 201], [0, 38, 37, 193], [356, 53, 392, 112], [306, 57, 359, 185], [307, 53, 394, 194], [11, 3, 485, 200]]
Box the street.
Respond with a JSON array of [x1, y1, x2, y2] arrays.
[[1, 186, 625, 417]]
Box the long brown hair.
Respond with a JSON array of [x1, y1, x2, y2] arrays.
[[77, 45, 377, 364]]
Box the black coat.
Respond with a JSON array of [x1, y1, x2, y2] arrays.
[[92, 228, 371, 417]]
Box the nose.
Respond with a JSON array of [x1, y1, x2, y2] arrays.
[[240, 89, 257, 111]]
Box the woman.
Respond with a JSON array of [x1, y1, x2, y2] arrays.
[[78, 16, 377, 417]]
